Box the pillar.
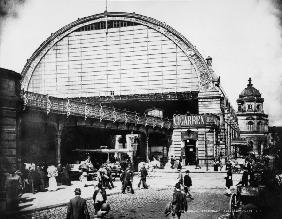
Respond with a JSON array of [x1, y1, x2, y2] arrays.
[[146, 134, 149, 162], [0, 68, 21, 211], [56, 122, 64, 165]]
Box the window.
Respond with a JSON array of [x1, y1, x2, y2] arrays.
[[247, 104, 253, 111], [247, 121, 254, 131], [257, 121, 263, 132], [256, 104, 261, 111], [238, 105, 242, 112]]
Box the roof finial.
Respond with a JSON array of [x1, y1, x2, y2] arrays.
[[248, 77, 252, 87]]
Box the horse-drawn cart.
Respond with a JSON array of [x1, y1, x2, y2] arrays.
[[229, 185, 266, 218]]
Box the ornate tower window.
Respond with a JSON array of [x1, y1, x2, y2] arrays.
[[257, 121, 264, 132], [256, 104, 261, 112], [247, 121, 254, 131], [247, 104, 253, 111]]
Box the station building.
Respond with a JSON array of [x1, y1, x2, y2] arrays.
[[18, 12, 239, 166], [0, 11, 244, 210]]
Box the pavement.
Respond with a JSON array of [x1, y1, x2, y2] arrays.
[[161, 165, 228, 173], [2, 166, 242, 218]]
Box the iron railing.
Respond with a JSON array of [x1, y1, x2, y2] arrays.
[[21, 91, 172, 129]]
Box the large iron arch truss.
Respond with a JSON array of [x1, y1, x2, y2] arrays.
[[21, 12, 216, 92]]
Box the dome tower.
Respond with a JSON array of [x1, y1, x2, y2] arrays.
[[236, 78, 268, 155]]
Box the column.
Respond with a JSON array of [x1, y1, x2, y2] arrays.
[[56, 122, 64, 165]]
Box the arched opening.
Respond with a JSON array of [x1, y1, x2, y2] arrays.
[[247, 121, 254, 131]]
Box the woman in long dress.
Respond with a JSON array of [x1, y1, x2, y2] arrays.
[[47, 165, 58, 191]]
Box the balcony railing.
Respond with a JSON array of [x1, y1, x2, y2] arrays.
[[21, 91, 172, 130]]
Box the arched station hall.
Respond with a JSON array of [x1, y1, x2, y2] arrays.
[[2, 12, 240, 175]]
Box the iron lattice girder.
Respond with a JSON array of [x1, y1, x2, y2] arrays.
[[71, 91, 198, 103], [21, 91, 172, 129]]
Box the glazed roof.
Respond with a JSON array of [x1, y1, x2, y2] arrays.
[[239, 78, 261, 98]]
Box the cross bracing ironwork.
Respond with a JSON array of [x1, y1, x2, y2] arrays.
[[21, 91, 172, 129]]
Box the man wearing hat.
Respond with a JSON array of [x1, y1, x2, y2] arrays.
[[171, 182, 187, 219], [66, 188, 89, 219], [183, 170, 193, 199]]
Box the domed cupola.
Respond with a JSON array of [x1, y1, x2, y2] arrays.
[[236, 77, 269, 156], [239, 78, 261, 98]]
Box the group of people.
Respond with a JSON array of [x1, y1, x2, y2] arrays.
[[66, 184, 110, 219], [4, 163, 72, 210], [96, 164, 115, 189], [165, 170, 194, 219]]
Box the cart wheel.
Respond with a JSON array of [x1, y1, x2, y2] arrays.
[[229, 193, 239, 219]]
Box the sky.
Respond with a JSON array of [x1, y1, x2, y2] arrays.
[[0, 0, 282, 126]]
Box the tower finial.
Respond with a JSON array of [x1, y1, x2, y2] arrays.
[[248, 77, 252, 87]]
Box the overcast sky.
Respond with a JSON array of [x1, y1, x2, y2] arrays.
[[0, 0, 281, 125]]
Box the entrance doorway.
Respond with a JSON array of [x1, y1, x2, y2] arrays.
[[185, 139, 196, 165]]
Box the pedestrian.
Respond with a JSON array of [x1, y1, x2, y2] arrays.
[[79, 171, 88, 187], [226, 160, 232, 171], [62, 164, 71, 186], [122, 166, 134, 194], [21, 164, 29, 193], [195, 158, 201, 169], [93, 182, 108, 216], [170, 156, 175, 169], [28, 164, 36, 194], [225, 169, 233, 195], [177, 169, 183, 185], [214, 159, 219, 171], [171, 182, 187, 219], [242, 169, 249, 186], [5, 168, 22, 210], [105, 164, 114, 189], [57, 164, 63, 186], [183, 170, 193, 199], [138, 163, 148, 189], [47, 165, 58, 191], [66, 188, 89, 219], [97, 165, 107, 188], [37, 166, 46, 191], [177, 159, 182, 170]]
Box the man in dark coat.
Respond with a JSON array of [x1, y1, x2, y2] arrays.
[[121, 167, 134, 194], [172, 183, 187, 219], [93, 182, 107, 216], [138, 163, 148, 189], [66, 188, 89, 219], [183, 170, 193, 199]]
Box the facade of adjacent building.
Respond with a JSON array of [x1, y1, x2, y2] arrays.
[[236, 78, 269, 155]]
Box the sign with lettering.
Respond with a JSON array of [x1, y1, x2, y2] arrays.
[[173, 114, 219, 128]]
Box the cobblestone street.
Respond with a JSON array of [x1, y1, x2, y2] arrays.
[[104, 187, 230, 219], [4, 170, 239, 219]]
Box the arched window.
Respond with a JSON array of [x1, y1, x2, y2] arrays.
[[247, 104, 253, 111], [247, 121, 254, 131], [257, 121, 262, 131], [256, 104, 261, 112]]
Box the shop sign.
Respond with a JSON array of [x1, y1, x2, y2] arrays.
[[173, 114, 219, 128]]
